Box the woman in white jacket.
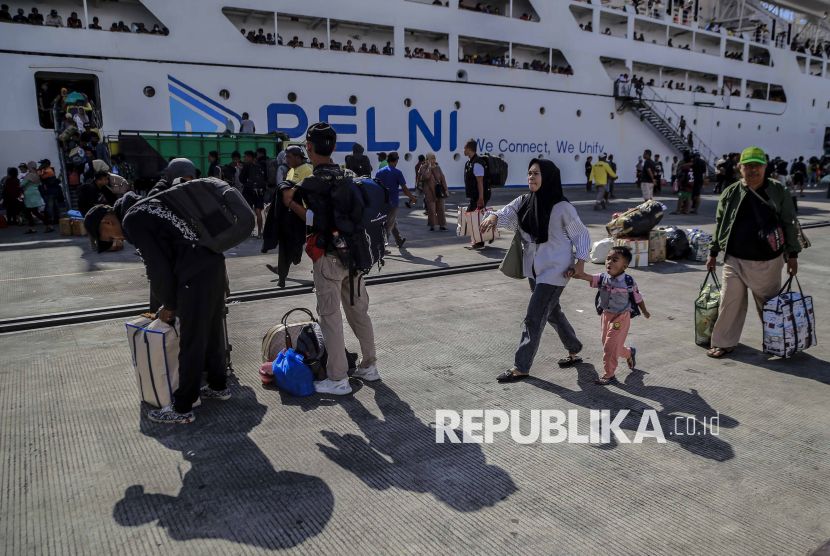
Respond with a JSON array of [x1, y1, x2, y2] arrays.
[[480, 158, 591, 382]]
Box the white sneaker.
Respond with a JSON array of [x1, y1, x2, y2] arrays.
[[314, 378, 352, 395], [352, 364, 381, 382]]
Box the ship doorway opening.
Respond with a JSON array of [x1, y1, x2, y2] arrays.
[[34, 72, 101, 130]]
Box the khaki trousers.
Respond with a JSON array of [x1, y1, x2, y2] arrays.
[[710, 254, 784, 349], [313, 254, 377, 381], [384, 206, 403, 246]]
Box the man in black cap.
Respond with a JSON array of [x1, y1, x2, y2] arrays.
[[84, 166, 230, 424], [280, 123, 380, 395]]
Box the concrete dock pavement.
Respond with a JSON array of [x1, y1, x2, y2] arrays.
[[1, 184, 830, 555]]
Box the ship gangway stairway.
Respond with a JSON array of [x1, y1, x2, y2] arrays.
[[615, 83, 718, 178]]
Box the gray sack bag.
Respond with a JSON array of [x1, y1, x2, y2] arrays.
[[499, 231, 525, 280], [141, 177, 255, 253]]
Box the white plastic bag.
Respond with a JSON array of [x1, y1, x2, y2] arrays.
[[590, 238, 615, 264]]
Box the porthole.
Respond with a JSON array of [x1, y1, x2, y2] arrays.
[[455, 101, 461, 109], [453, 153, 461, 161], [143, 86, 155, 98], [827, 101, 830, 109], [776, 126, 780, 132], [577, 110, 582, 117], [499, 104, 505, 112], [716, 121, 720, 127], [610, 112, 614, 120], [404, 153, 412, 162], [287, 92, 297, 102], [456, 69, 468, 81], [758, 125, 761, 130], [574, 154, 580, 162], [540, 107, 546, 115], [219, 89, 230, 100], [738, 123, 741, 129], [498, 153, 505, 159], [404, 98, 412, 107], [745, 103, 750, 110], [812, 99, 816, 106], [349, 95, 358, 105], [693, 119, 697, 125]]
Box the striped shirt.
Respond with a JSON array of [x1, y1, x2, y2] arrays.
[[489, 196, 591, 286]]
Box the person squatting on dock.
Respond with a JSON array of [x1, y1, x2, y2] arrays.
[[84, 159, 230, 424], [479, 158, 590, 383]]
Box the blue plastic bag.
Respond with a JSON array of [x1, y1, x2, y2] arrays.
[[272, 348, 315, 397]]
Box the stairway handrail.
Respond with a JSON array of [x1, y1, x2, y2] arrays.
[[641, 86, 718, 171]]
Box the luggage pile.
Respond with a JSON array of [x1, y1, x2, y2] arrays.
[[591, 201, 667, 267], [60, 210, 87, 237]]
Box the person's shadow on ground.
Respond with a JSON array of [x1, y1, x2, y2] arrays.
[[316, 381, 518, 511], [527, 364, 737, 461], [113, 381, 334, 550]]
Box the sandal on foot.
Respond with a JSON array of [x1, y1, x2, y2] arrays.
[[558, 355, 583, 367], [595, 375, 618, 385], [627, 347, 636, 369], [707, 347, 733, 358], [497, 370, 529, 383]]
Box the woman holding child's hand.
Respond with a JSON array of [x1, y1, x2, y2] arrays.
[[481, 159, 591, 383]]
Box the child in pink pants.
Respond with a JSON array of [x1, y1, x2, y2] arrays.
[[566, 246, 650, 385]]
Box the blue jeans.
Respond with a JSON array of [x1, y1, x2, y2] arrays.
[[514, 279, 582, 374], [43, 195, 60, 224]]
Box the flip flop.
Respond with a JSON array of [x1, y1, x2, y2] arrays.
[[595, 375, 618, 386], [707, 347, 733, 358], [496, 370, 529, 383], [558, 355, 583, 367]]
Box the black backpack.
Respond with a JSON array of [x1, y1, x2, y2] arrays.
[[266, 158, 289, 187], [221, 163, 237, 186], [246, 164, 267, 192], [330, 176, 392, 303], [477, 154, 509, 188], [346, 155, 373, 178]]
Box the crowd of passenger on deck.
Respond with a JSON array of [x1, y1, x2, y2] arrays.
[[0, 4, 167, 34], [460, 53, 572, 74]]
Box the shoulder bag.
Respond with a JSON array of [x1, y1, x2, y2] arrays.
[[499, 231, 524, 280]]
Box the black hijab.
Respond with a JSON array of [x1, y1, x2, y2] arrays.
[[517, 158, 567, 244]]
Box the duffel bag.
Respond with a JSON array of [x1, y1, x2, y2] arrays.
[[606, 200, 664, 237], [125, 316, 200, 409], [762, 276, 817, 358], [694, 270, 721, 347], [270, 348, 315, 397]]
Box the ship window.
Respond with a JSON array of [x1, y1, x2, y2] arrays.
[[90, 2, 166, 36], [599, 10, 627, 39], [226, 7, 276, 45], [219, 89, 230, 100], [455, 101, 461, 109], [809, 59, 822, 77], [509, 0, 540, 22], [758, 125, 761, 130], [609, 113, 614, 119], [577, 110, 582, 117], [574, 155, 580, 162], [405, 29, 449, 62], [349, 95, 358, 105], [143, 87, 155, 98], [693, 119, 697, 125], [499, 104, 505, 112], [812, 99, 816, 107], [404, 153, 412, 161], [716, 121, 720, 127], [404, 98, 412, 107], [776, 127, 779, 131], [34, 71, 102, 130], [453, 153, 461, 161], [287, 92, 297, 102], [738, 123, 741, 129], [634, 19, 668, 47], [540, 107, 546, 115], [458, 36, 510, 68], [747, 44, 771, 67]]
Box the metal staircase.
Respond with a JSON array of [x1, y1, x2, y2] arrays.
[[51, 99, 111, 210], [615, 83, 717, 178]]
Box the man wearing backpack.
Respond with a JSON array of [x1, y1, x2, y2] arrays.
[[463, 139, 491, 249], [239, 150, 265, 238], [281, 122, 380, 395], [344, 143, 373, 177], [83, 157, 231, 424]]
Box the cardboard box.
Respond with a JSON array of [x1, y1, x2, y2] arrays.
[[72, 219, 87, 236], [614, 238, 648, 254], [648, 229, 667, 263], [59, 218, 73, 236], [631, 253, 649, 267]]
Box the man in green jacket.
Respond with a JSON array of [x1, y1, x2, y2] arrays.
[[705, 146, 801, 358]]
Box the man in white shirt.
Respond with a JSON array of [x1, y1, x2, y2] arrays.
[[239, 112, 255, 134]]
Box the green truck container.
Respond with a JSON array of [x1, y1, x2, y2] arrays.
[[114, 130, 295, 185]]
